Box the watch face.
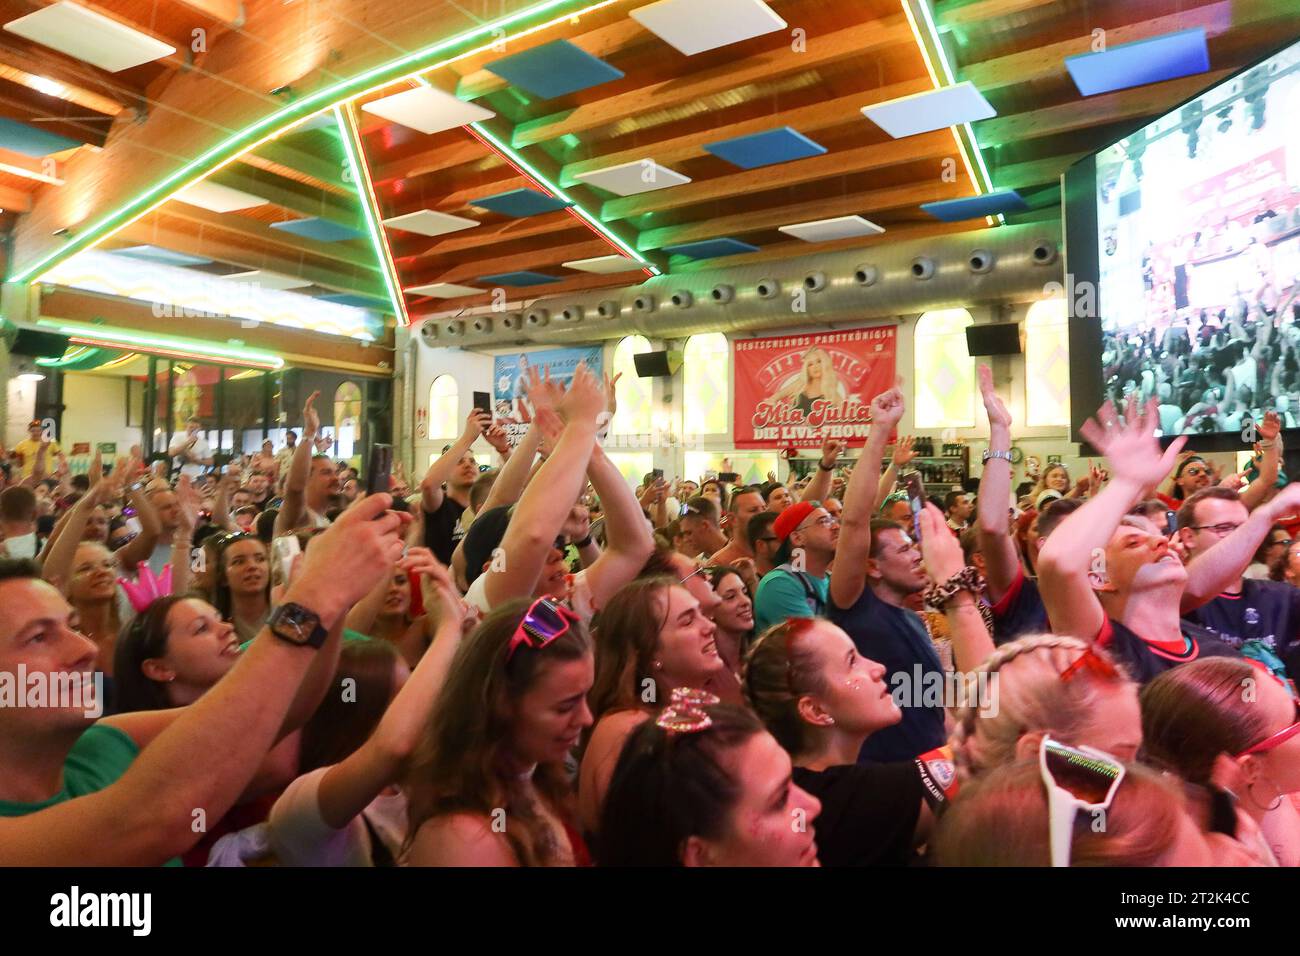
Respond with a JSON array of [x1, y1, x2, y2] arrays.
[[272, 604, 321, 645]]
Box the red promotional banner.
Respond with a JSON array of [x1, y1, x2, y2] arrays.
[[733, 326, 897, 449]]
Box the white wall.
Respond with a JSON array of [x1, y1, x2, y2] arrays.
[[61, 372, 142, 461], [410, 345, 495, 469], [5, 376, 37, 448]]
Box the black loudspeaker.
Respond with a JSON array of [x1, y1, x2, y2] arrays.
[[633, 350, 683, 377], [10, 328, 70, 358], [965, 323, 1022, 356]]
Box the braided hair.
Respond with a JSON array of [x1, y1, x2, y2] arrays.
[[947, 633, 1131, 785]]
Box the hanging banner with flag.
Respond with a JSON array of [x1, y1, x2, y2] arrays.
[[733, 326, 897, 449]]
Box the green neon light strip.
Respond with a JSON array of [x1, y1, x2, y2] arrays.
[[466, 119, 659, 275], [914, 0, 997, 196], [36, 319, 284, 367], [9, 0, 610, 285], [36, 346, 99, 367], [334, 105, 409, 326]]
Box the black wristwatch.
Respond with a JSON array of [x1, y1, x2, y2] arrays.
[[574, 534, 594, 548], [267, 602, 328, 649]]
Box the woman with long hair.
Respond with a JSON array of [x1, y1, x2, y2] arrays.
[[67, 541, 129, 675], [113, 595, 243, 712], [743, 617, 936, 865], [770, 347, 844, 418], [577, 575, 733, 836], [1140, 657, 1300, 866], [404, 596, 594, 866], [702, 565, 754, 676], [345, 564, 431, 668], [209, 532, 271, 643], [597, 697, 821, 866]]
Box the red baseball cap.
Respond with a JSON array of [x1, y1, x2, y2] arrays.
[[773, 501, 816, 542]]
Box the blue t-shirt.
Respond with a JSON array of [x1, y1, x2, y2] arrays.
[[829, 585, 945, 763], [1182, 578, 1300, 667], [754, 566, 829, 633], [990, 565, 1049, 646]]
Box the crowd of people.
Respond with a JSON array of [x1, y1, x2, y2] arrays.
[[4, 358, 1300, 869]]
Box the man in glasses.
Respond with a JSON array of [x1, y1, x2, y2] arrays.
[[753, 500, 839, 633], [1177, 485, 1300, 674]]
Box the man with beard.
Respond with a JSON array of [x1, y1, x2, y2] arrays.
[[419, 409, 490, 565]]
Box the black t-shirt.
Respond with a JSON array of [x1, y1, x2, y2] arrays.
[[990, 564, 1049, 646], [422, 494, 467, 566], [1182, 579, 1300, 662], [1097, 616, 1239, 684], [828, 586, 945, 763], [793, 762, 921, 867]]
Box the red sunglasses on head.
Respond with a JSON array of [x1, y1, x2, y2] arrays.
[[1059, 645, 1120, 684], [505, 595, 579, 663]]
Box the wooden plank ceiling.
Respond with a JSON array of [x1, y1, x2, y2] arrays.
[[2, 0, 1296, 334]]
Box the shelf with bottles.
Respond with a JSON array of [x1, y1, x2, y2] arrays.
[[883, 440, 970, 488]]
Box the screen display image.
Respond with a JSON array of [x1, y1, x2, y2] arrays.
[[1093, 38, 1300, 438]]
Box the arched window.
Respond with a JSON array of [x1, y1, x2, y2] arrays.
[[1025, 298, 1070, 427], [333, 381, 362, 459], [611, 335, 653, 435], [428, 374, 459, 441], [914, 309, 975, 429], [683, 332, 729, 435]]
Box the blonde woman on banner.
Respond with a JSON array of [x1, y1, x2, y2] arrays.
[[768, 346, 846, 419]]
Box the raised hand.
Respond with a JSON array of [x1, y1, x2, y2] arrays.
[[483, 423, 509, 456], [527, 364, 565, 418], [462, 407, 491, 440], [869, 381, 906, 430], [404, 547, 465, 636], [303, 390, 321, 436], [534, 407, 564, 458], [893, 434, 916, 468], [1079, 395, 1187, 490], [917, 502, 963, 583], [819, 436, 844, 469], [562, 503, 591, 543], [603, 371, 622, 420], [978, 364, 1012, 431], [174, 475, 203, 533], [1259, 410, 1282, 442], [558, 362, 606, 425]]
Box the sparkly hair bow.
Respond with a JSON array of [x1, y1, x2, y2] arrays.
[[117, 562, 173, 613], [656, 687, 722, 734]]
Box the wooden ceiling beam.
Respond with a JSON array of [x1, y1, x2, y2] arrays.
[[976, 70, 1233, 146], [245, 138, 351, 193], [153, 203, 380, 271], [0, 36, 129, 115], [370, 136, 486, 185], [960, 0, 1291, 93], [511, 15, 915, 148], [0, 179, 32, 212], [601, 129, 954, 220], [406, 237, 613, 287], [559, 76, 932, 187], [391, 214, 583, 261], [208, 165, 362, 229], [114, 218, 386, 300], [935, 0, 1059, 29], [991, 152, 1088, 191], [170, 0, 245, 27], [636, 178, 970, 251], [0, 90, 110, 146], [40, 287, 394, 376]]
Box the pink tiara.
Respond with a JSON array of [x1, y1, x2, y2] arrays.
[[117, 562, 173, 613]]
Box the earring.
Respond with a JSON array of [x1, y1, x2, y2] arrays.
[[1247, 780, 1283, 812], [653, 661, 663, 671], [167, 675, 175, 682]]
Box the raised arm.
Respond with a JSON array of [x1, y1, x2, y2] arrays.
[[581, 442, 656, 608], [918, 503, 994, 670], [421, 409, 489, 515], [478, 365, 559, 514], [0, 494, 406, 866], [876, 434, 915, 507], [212, 471, 239, 533], [974, 366, 1021, 603], [483, 363, 604, 607], [168, 476, 201, 597], [42, 480, 116, 592], [830, 384, 904, 610], [1182, 483, 1300, 611], [113, 468, 162, 571], [275, 391, 320, 535], [1239, 411, 1282, 511], [310, 552, 464, 828], [801, 437, 843, 503], [1038, 397, 1186, 640]]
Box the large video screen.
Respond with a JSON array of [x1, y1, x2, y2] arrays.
[[1091, 38, 1300, 439]]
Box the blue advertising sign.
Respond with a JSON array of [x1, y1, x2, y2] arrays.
[[493, 346, 603, 445]]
